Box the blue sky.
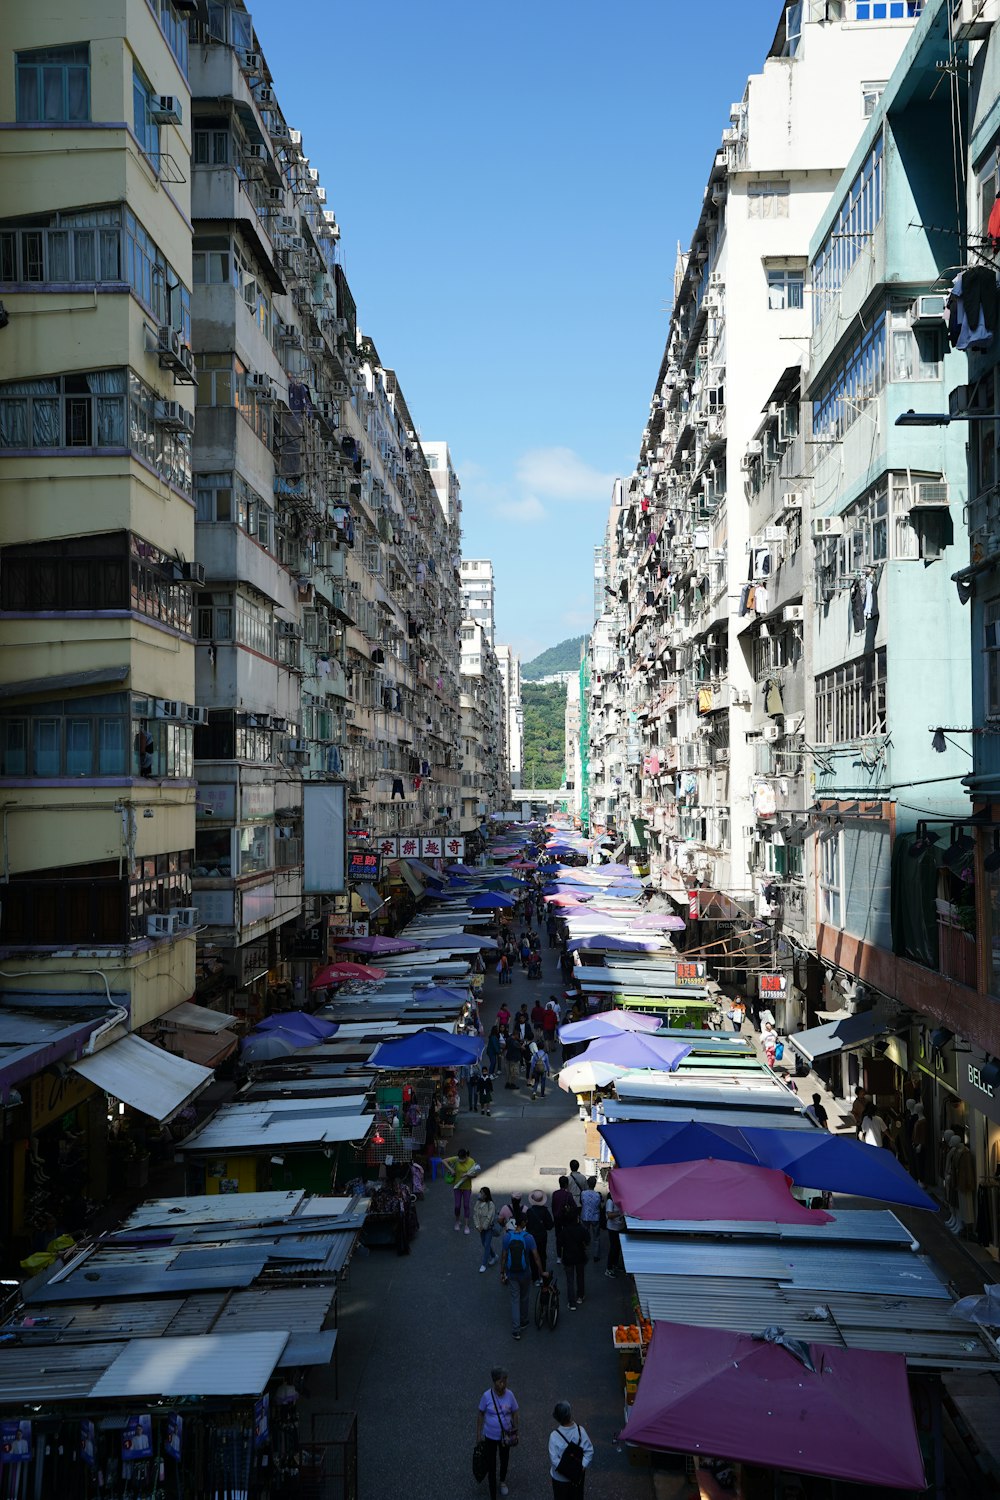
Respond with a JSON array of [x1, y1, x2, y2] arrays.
[[253, 0, 775, 662]]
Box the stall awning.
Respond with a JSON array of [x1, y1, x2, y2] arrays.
[[788, 1009, 889, 1065], [357, 881, 387, 913], [0, 1000, 118, 1099], [160, 1001, 236, 1034], [403, 857, 445, 885], [398, 862, 423, 897], [90, 1331, 289, 1398], [72, 1035, 214, 1123], [161, 1027, 239, 1069]]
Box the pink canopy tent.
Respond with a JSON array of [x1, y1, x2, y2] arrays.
[[620, 1322, 925, 1491], [628, 913, 687, 932], [608, 1159, 833, 1225]]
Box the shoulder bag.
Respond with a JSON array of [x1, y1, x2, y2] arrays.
[[492, 1391, 519, 1448]]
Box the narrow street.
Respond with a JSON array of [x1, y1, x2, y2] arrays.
[[330, 949, 654, 1500]]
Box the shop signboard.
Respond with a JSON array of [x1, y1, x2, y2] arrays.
[[284, 921, 326, 960], [377, 837, 399, 857], [688, 890, 699, 921], [31, 1069, 95, 1132], [958, 1049, 1000, 1126], [758, 973, 787, 998], [197, 782, 236, 821], [444, 837, 466, 859], [240, 881, 275, 928], [674, 961, 706, 988], [347, 851, 381, 884], [421, 837, 442, 858], [195, 890, 236, 928], [240, 783, 274, 822], [399, 837, 420, 857]]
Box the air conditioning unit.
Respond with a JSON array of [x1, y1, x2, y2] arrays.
[[762, 723, 782, 742], [154, 399, 194, 434], [151, 95, 182, 124], [782, 491, 804, 510], [745, 439, 763, 457], [307, 167, 320, 183], [258, 86, 275, 105], [268, 187, 284, 204], [181, 561, 206, 585], [783, 605, 805, 623], [287, 738, 308, 752], [174, 907, 199, 930], [278, 214, 297, 234], [146, 913, 177, 938], [811, 516, 844, 538], [951, 0, 993, 42], [276, 621, 298, 637], [308, 336, 325, 351], [909, 293, 947, 327], [912, 479, 950, 508], [190, 706, 208, 726], [246, 373, 275, 400], [289, 235, 307, 251], [349, 581, 361, 592], [289, 129, 302, 146], [316, 187, 327, 204], [155, 699, 181, 719], [241, 50, 262, 73], [245, 143, 265, 161], [762, 525, 786, 543]]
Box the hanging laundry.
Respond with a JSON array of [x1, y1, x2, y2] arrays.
[[850, 579, 866, 634], [753, 585, 768, 614], [739, 584, 752, 617], [391, 778, 405, 800], [948, 271, 996, 352], [697, 687, 714, 714], [753, 780, 777, 819], [752, 548, 772, 580], [863, 573, 878, 621], [989, 196, 1000, 250], [765, 678, 784, 716]]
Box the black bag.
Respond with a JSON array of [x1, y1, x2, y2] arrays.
[[555, 1425, 585, 1482], [472, 1439, 489, 1483]]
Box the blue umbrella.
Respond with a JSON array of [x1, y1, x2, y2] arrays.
[[256, 1011, 338, 1040], [598, 1120, 936, 1211], [467, 892, 515, 910], [368, 1027, 483, 1069], [241, 1027, 317, 1062]]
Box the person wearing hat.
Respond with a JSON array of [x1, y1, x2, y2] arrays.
[[525, 1188, 554, 1275]]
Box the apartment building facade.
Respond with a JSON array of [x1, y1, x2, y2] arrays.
[[459, 618, 504, 830], [496, 643, 523, 790], [460, 557, 496, 645]]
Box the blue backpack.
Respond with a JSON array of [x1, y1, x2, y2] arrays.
[[505, 1231, 527, 1275]]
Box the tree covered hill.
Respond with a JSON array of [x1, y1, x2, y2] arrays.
[[521, 682, 567, 788], [522, 635, 587, 681]]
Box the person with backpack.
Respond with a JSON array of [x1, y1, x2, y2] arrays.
[[529, 1046, 551, 1100], [525, 1188, 554, 1275], [548, 1400, 594, 1498], [500, 1214, 541, 1339]]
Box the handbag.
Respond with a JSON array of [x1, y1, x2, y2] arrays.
[[472, 1439, 489, 1483]]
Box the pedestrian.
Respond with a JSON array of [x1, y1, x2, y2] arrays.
[[560, 1204, 589, 1309], [504, 1031, 522, 1089], [500, 1214, 542, 1340], [605, 1192, 624, 1277], [442, 1146, 480, 1233], [530, 1046, 550, 1099], [728, 995, 746, 1035], [473, 1186, 499, 1273], [542, 1002, 559, 1057], [579, 1175, 603, 1262], [496, 952, 509, 986], [476, 1366, 519, 1500], [531, 997, 547, 1030], [547, 914, 558, 948], [486, 1025, 503, 1077], [549, 1400, 594, 1498], [525, 1188, 554, 1274], [858, 1102, 887, 1148], [552, 1175, 574, 1263], [567, 1158, 588, 1210], [911, 1103, 928, 1181], [477, 1066, 495, 1117], [804, 1092, 829, 1129], [461, 1062, 478, 1114], [497, 1001, 511, 1031], [519, 935, 531, 969]]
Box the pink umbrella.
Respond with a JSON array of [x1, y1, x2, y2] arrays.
[[310, 961, 387, 987], [629, 913, 687, 931], [608, 1159, 833, 1225]]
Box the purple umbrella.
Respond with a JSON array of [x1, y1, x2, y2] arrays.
[[334, 935, 421, 955], [559, 1012, 663, 1043], [256, 1011, 338, 1039], [566, 935, 673, 954], [579, 1033, 692, 1072], [629, 913, 687, 932]]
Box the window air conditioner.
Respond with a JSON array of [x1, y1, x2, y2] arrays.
[[190, 707, 208, 726], [181, 561, 206, 585], [811, 516, 844, 538], [909, 294, 947, 327], [316, 187, 327, 204], [782, 491, 804, 510], [278, 215, 297, 233], [258, 86, 275, 105], [155, 699, 181, 719], [762, 723, 782, 742], [783, 605, 805, 623], [288, 738, 309, 752], [912, 480, 950, 508], [146, 913, 177, 938], [268, 187, 283, 203], [950, 0, 992, 43], [277, 621, 298, 637], [745, 440, 763, 457], [762, 525, 786, 543], [151, 96, 182, 124], [241, 51, 262, 73], [154, 399, 194, 434], [174, 907, 199, 930], [246, 373, 275, 400]]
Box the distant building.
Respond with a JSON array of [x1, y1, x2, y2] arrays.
[[460, 558, 495, 646], [496, 644, 523, 790]]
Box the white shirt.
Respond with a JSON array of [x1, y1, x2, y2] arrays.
[[548, 1422, 594, 1480], [860, 1113, 886, 1148]]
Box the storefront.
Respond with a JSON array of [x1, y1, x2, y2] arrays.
[[956, 1046, 1000, 1255]]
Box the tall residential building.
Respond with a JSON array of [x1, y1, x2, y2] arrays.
[[460, 557, 495, 645], [459, 620, 503, 829], [564, 671, 582, 815], [422, 440, 462, 524], [0, 1, 199, 1237], [496, 644, 523, 791]]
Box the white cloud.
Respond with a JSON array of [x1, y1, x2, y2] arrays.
[[515, 446, 617, 503], [495, 495, 546, 523]]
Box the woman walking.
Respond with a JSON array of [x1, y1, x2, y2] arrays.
[[473, 1186, 498, 1273], [442, 1146, 479, 1233], [560, 1203, 589, 1309], [476, 1366, 519, 1500], [549, 1401, 594, 1499]]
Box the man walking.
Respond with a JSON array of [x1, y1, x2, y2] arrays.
[[500, 1214, 541, 1340], [525, 1188, 554, 1274], [579, 1175, 603, 1263], [551, 1175, 574, 1264], [567, 1159, 588, 1211], [529, 1046, 550, 1099], [504, 1031, 522, 1089]]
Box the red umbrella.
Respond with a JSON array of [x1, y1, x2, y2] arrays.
[[608, 1159, 833, 1225], [310, 961, 387, 987]]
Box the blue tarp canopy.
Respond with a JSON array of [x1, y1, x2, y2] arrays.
[[598, 1119, 936, 1211], [402, 857, 446, 885], [367, 1028, 483, 1069], [467, 892, 514, 910]]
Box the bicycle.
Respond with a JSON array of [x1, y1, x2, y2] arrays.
[[534, 1271, 560, 1331]]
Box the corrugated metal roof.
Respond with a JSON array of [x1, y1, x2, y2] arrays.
[[602, 1101, 815, 1130], [72, 1035, 213, 1123], [279, 1330, 337, 1368], [623, 1209, 915, 1244], [90, 1331, 288, 1398], [621, 1235, 948, 1297], [179, 1108, 370, 1152], [123, 1191, 305, 1228], [0, 1343, 124, 1401], [160, 1001, 236, 1034]]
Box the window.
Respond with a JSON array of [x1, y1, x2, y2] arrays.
[[145, 0, 189, 76], [132, 65, 161, 163], [1, 532, 192, 633], [192, 234, 233, 286], [129, 848, 193, 938], [862, 81, 887, 118], [812, 314, 887, 441], [197, 591, 234, 642], [0, 369, 125, 450], [819, 830, 842, 928], [0, 694, 191, 781], [747, 181, 790, 220], [843, 822, 891, 947], [815, 648, 887, 743], [812, 137, 884, 327], [3, 859, 126, 945], [985, 599, 1000, 719], [767, 268, 804, 310], [15, 44, 89, 123], [852, 1, 923, 16], [889, 306, 943, 382]]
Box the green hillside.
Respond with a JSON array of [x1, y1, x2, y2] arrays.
[[522, 635, 588, 680], [522, 682, 567, 789]]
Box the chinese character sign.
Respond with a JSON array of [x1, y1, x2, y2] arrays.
[[674, 961, 707, 988], [400, 839, 418, 856], [445, 837, 465, 858], [378, 838, 399, 857], [759, 973, 787, 996], [347, 851, 381, 884], [421, 838, 442, 858]]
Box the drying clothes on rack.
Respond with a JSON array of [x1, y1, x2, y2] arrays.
[[751, 548, 772, 580], [947, 269, 997, 352], [739, 584, 755, 616], [753, 585, 769, 614], [764, 678, 784, 716], [697, 687, 714, 714], [391, 778, 405, 800]]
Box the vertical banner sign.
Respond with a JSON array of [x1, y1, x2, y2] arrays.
[[688, 890, 699, 921], [303, 783, 346, 893], [253, 1395, 270, 1450], [759, 974, 787, 997], [0, 1422, 31, 1463], [80, 1421, 96, 1468], [165, 1414, 183, 1462], [122, 1416, 152, 1460], [378, 837, 399, 857]]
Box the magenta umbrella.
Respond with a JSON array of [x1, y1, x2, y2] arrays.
[[580, 1034, 691, 1071], [620, 1323, 925, 1490], [333, 935, 420, 955], [609, 1159, 833, 1225]]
